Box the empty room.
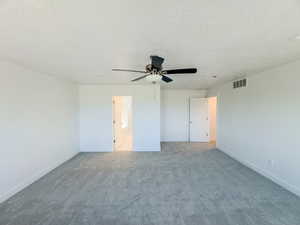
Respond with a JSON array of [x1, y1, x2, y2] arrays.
[[1, 1, 300, 224]]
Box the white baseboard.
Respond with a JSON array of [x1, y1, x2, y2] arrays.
[[0, 152, 78, 204], [80, 145, 112, 152], [161, 139, 188, 142], [80, 146, 161, 152], [80, 149, 112, 152], [220, 148, 300, 197], [134, 146, 161, 152]]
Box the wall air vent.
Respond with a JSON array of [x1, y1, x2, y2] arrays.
[[233, 78, 247, 89]]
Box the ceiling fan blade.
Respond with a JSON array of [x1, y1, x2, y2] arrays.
[[150, 55, 164, 70], [131, 75, 148, 82], [163, 68, 197, 74], [161, 75, 173, 83], [112, 69, 146, 73]]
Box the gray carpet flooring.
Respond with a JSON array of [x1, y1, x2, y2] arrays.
[[1, 142, 300, 225]]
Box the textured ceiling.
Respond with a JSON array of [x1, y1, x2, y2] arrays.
[[1, 0, 300, 89]]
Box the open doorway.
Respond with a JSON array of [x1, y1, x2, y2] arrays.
[[208, 97, 217, 144], [112, 96, 133, 151]]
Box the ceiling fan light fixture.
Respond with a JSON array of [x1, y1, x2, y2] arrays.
[[146, 74, 161, 83]]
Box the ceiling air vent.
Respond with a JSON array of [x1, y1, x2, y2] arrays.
[[233, 78, 247, 89]]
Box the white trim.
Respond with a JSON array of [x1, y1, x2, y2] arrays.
[[112, 97, 116, 152], [0, 152, 78, 204], [220, 148, 300, 197], [80, 145, 113, 152], [134, 146, 161, 152], [80, 148, 112, 152], [80, 146, 161, 152], [188, 98, 191, 142]]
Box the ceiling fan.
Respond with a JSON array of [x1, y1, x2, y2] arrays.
[[112, 55, 197, 83]]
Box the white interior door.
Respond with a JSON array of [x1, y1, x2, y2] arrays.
[[113, 96, 133, 151], [189, 98, 209, 142]]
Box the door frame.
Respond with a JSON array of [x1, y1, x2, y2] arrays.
[[112, 97, 116, 151], [112, 96, 133, 152]]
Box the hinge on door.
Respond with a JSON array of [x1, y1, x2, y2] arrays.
[[113, 139, 116, 143], [113, 120, 116, 124], [206, 133, 208, 136]]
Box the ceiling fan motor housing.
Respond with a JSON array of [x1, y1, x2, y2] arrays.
[[145, 64, 153, 73], [150, 55, 164, 71]]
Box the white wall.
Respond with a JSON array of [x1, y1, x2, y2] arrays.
[[80, 84, 161, 152], [214, 60, 300, 196], [161, 89, 206, 142], [0, 61, 79, 203]]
